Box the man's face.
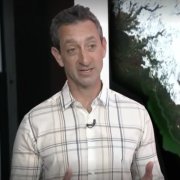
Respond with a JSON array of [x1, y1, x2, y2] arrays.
[[51, 20, 106, 88]]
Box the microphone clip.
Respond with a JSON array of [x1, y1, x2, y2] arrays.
[[86, 119, 96, 128]]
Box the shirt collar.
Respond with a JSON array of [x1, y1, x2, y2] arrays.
[[60, 81, 75, 110], [60, 80, 109, 111], [97, 81, 109, 107]]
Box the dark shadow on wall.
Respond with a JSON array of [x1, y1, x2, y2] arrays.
[[1, 1, 73, 179], [0, 72, 9, 180], [14, 0, 73, 123]]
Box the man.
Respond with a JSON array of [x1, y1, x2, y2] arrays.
[[10, 5, 164, 180]]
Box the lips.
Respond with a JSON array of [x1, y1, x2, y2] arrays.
[[79, 68, 93, 72]]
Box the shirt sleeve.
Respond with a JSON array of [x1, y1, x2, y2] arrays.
[[10, 115, 43, 180], [131, 109, 165, 180]]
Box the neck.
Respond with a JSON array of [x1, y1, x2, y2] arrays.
[[67, 79, 102, 111]]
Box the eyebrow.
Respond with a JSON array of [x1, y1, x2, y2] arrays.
[[85, 36, 96, 41], [64, 36, 96, 45], [64, 39, 76, 45]]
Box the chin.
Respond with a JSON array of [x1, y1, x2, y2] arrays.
[[81, 79, 100, 88], [79, 80, 93, 87]]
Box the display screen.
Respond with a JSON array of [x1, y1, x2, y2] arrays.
[[109, 0, 180, 157]]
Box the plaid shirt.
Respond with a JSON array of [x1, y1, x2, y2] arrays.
[[10, 81, 164, 180]]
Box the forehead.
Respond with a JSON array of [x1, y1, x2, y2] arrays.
[[58, 20, 100, 44]]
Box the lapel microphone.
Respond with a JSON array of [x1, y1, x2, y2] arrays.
[[86, 119, 96, 128]]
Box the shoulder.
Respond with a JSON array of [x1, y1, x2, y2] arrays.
[[28, 91, 62, 116], [20, 91, 63, 134], [106, 88, 149, 131], [107, 88, 146, 111]]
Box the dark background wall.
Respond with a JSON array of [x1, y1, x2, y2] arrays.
[[0, 0, 73, 179], [14, 0, 71, 123]]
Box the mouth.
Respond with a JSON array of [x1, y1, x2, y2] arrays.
[[79, 68, 93, 72]]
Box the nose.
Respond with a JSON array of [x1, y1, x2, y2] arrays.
[[79, 49, 92, 66]]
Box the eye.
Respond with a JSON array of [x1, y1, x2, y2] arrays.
[[67, 48, 76, 55], [67, 48, 75, 53], [89, 44, 96, 50]]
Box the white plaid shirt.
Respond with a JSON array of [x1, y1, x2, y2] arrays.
[[10, 81, 164, 180]]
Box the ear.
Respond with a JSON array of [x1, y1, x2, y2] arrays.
[[101, 37, 107, 58], [51, 47, 64, 67]]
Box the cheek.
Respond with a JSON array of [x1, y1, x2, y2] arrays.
[[65, 64, 74, 73], [97, 54, 104, 67], [94, 58, 103, 73], [100, 60, 103, 70], [64, 59, 77, 73]]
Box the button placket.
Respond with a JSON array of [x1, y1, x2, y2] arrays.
[[86, 112, 97, 180]]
